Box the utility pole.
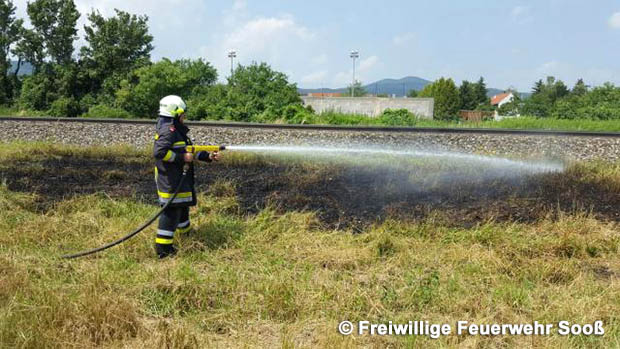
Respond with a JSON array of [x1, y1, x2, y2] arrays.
[[350, 50, 359, 97], [228, 50, 237, 78]]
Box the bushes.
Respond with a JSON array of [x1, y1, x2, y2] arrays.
[[548, 83, 620, 120], [19, 73, 58, 111], [521, 79, 620, 120], [82, 104, 133, 119], [377, 109, 418, 126], [115, 59, 217, 118], [256, 107, 420, 126], [418, 77, 461, 120], [49, 97, 81, 118], [222, 63, 302, 122]]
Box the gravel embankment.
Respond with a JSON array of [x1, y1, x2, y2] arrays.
[[1, 120, 620, 161]]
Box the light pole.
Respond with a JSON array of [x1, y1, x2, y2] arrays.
[[228, 50, 236, 78], [350, 50, 359, 97]]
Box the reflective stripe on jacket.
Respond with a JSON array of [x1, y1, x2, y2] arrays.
[[153, 117, 196, 207]]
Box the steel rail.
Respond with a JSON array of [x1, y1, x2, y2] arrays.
[[1, 116, 619, 138]]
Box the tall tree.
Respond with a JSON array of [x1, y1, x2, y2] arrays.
[[473, 77, 488, 105], [13, 27, 45, 72], [459, 80, 477, 110], [0, 0, 23, 103], [419, 77, 460, 120], [552, 80, 570, 100], [26, 0, 79, 65], [532, 79, 544, 94], [116, 58, 217, 117], [80, 9, 153, 96], [571, 78, 588, 96]]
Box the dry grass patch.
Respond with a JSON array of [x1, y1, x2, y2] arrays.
[[0, 143, 618, 348]]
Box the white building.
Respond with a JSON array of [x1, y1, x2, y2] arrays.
[[490, 92, 514, 108]]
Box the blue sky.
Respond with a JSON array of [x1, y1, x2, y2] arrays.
[[12, 0, 620, 90]]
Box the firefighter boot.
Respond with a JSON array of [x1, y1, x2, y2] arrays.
[[155, 243, 177, 259]]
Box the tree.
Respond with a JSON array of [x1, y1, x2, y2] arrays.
[[222, 62, 301, 121], [0, 0, 23, 104], [473, 77, 488, 105], [80, 9, 153, 97], [552, 80, 570, 100], [115, 58, 217, 117], [344, 81, 367, 97], [419, 77, 460, 120], [458, 80, 477, 110], [406, 89, 418, 98], [13, 27, 45, 73], [26, 0, 79, 65], [571, 78, 588, 96], [522, 76, 572, 117], [532, 79, 544, 95]]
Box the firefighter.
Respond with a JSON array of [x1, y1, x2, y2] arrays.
[[153, 95, 220, 258]]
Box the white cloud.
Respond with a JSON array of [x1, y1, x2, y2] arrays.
[[12, 0, 209, 58], [511, 6, 528, 17], [358, 55, 379, 72], [332, 71, 351, 86], [198, 3, 323, 84], [392, 32, 416, 46], [536, 60, 571, 77], [330, 55, 380, 86], [223, 15, 314, 54], [511, 5, 533, 24], [232, 0, 247, 12], [312, 53, 328, 65], [300, 70, 328, 84], [609, 12, 620, 29], [531, 60, 620, 88]]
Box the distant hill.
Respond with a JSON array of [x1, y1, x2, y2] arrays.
[[361, 76, 432, 96], [299, 76, 530, 98], [9, 61, 33, 76], [298, 76, 431, 97]]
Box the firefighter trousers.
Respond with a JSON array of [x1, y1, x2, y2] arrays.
[[155, 206, 191, 245]]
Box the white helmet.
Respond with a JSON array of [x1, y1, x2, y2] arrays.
[[159, 95, 187, 117]]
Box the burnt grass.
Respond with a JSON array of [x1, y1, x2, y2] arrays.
[[2, 154, 619, 229]]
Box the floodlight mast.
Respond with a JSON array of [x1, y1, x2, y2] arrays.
[[350, 50, 359, 96], [228, 50, 237, 78]]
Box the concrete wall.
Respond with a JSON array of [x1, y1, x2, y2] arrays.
[[301, 96, 434, 119]]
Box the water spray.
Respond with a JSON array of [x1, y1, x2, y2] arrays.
[[226, 144, 565, 174]]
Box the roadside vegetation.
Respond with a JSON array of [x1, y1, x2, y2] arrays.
[[1, 0, 620, 132], [0, 143, 618, 348]]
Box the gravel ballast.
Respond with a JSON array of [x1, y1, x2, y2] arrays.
[[1, 119, 620, 161]]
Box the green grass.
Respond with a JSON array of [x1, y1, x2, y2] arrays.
[[0, 143, 618, 348], [0, 106, 48, 117], [2, 105, 620, 132], [300, 113, 620, 132]]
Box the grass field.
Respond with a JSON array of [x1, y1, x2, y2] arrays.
[[296, 112, 620, 132], [2, 105, 620, 132], [0, 143, 618, 348]]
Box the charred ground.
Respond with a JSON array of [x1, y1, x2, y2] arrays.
[[2, 150, 618, 229]]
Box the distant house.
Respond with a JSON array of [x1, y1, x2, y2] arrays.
[[490, 92, 514, 108], [307, 92, 342, 97]]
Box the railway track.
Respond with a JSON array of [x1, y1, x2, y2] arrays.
[[1, 116, 620, 138]]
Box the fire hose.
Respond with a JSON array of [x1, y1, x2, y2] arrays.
[[62, 145, 226, 259]]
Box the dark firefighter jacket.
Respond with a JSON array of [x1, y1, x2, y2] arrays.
[[153, 117, 211, 207]]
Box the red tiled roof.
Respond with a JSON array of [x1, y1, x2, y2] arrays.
[[491, 92, 511, 106]]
